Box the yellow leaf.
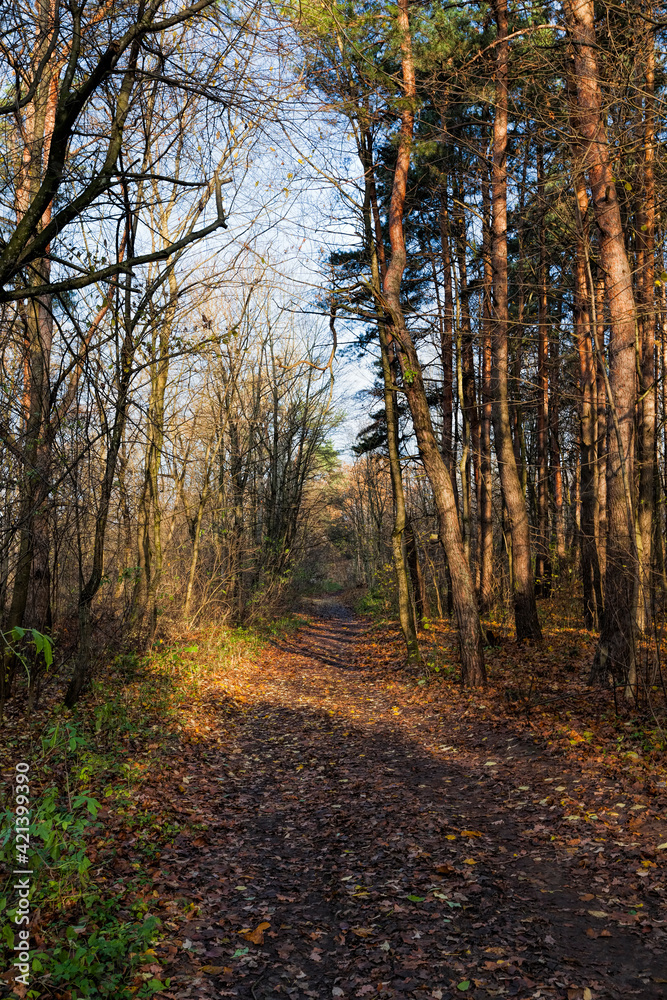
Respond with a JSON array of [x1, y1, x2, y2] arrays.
[[461, 830, 482, 838]]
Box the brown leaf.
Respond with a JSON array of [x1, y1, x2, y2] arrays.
[[351, 927, 374, 938], [580, 893, 595, 902], [585, 927, 598, 938], [241, 921, 271, 945], [200, 965, 225, 975]]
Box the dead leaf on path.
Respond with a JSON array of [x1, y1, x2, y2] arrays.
[[588, 910, 607, 918], [241, 921, 270, 944], [585, 927, 597, 938], [351, 927, 374, 938], [200, 965, 225, 975], [580, 893, 595, 901], [461, 830, 482, 838]]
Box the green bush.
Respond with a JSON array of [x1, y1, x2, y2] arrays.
[[355, 589, 384, 617]]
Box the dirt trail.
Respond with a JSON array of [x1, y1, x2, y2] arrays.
[[152, 600, 667, 1000]]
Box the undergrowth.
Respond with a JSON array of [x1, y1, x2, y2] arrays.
[[0, 625, 261, 1000]]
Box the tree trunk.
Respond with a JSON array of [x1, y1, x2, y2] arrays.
[[479, 166, 494, 613], [439, 186, 455, 482], [383, 0, 485, 687], [566, 0, 638, 685], [568, 75, 603, 628], [536, 144, 551, 598], [65, 318, 135, 705], [549, 320, 567, 567], [573, 180, 603, 629], [453, 192, 481, 583], [361, 130, 421, 663], [594, 272, 607, 582], [634, 29, 656, 634], [490, 0, 541, 642], [406, 522, 429, 624]]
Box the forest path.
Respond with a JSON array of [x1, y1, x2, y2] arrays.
[[152, 600, 666, 1000]]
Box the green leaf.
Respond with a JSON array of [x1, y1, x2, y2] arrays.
[[407, 894, 425, 902], [457, 982, 471, 992], [233, 947, 249, 957]]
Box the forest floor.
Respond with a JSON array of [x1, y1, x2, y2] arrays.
[[3, 595, 667, 1000], [114, 595, 666, 1000]]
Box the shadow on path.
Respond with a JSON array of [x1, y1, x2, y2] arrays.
[[152, 599, 667, 1000]]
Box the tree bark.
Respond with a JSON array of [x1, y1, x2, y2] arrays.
[[361, 131, 421, 662], [383, 0, 485, 686], [479, 168, 494, 613], [634, 27, 656, 634], [490, 0, 541, 641], [536, 144, 551, 598], [566, 0, 638, 685], [573, 178, 603, 628]]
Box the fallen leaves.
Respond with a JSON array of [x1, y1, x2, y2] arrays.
[[240, 921, 271, 944], [44, 599, 665, 1000]]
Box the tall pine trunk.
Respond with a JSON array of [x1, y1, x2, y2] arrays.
[[490, 0, 541, 641], [566, 0, 639, 685], [479, 169, 494, 613], [383, 0, 485, 686], [361, 130, 420, 663], [634, 29, 656, 634]]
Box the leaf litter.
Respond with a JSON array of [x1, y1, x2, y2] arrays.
[[55, 597, 667, 999]]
